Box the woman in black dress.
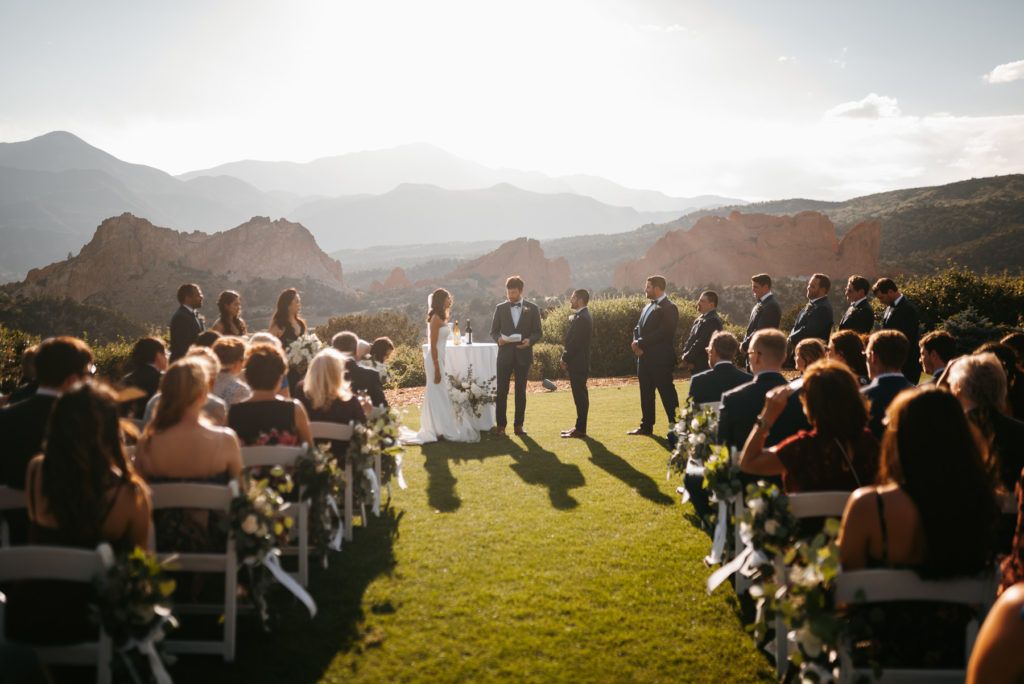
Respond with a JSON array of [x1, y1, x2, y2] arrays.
[[228, 342, 312, 447], [268, 288, 306, 388], [294, 348, 368, 457]]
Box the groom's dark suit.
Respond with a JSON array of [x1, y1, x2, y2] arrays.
[[170, 304, 203, 361], [681, 309, 723, 373], [490, 299, 543, 428], [561, 306, 593, 432], [633, 296, 680, 431]]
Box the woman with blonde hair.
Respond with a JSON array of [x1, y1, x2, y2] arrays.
[[295, 348, 368, 454]]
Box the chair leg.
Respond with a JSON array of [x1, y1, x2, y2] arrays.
[[344, 462, 354, 542]]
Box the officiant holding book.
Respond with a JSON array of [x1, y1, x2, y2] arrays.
[[490, 275, 543, 436]]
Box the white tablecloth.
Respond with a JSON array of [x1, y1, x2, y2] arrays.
[[421, 341, 499, 430]]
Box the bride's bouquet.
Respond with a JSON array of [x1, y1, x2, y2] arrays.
[[446, 364, 497, 421], [286, 333, 323, 375]]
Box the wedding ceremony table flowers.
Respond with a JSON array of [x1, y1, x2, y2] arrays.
[[446, 363, 497, 423], [420, 340, 499, 430]]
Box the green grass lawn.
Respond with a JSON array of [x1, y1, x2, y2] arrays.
[[170, 382, 774, 683]]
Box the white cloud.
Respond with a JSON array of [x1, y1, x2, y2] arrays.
[[777, 55, 796, 63], [638, 23, 692, 34], [826, 93, 901, 119], [984, 59, 1024, 84]]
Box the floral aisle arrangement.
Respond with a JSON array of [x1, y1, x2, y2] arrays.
[[348, 407, 408, 516], [285, 332, 323, 376], [668, 399, 720, 477], [224, 475, 316, 628], [359, 356, 391, 385], [294, 443, 346, 559], [700, 445, 744, 565], [446, 363, 497, 421], [92, 544, 178, 684]]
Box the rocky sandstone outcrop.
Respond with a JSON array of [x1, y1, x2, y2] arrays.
[[370, 267, 412, 292], [613, 211, 879, 288], [440, 237, 571, 296]]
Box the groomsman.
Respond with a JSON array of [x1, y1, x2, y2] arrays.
[[839, 275, 874, 334], [628, 275, 679, 438], [873, 278, 922, 382], [788, 273, 835, 350], [740, 274, 782, 359], [490, 275, 543, 436], [560, 288, 593, 438], [680, 290, 723, 374], [170, 283, 204, 361], [687, 331, 752, 405]]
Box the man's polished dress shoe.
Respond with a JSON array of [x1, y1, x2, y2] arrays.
[[491, 426, 506, 436], [514, 426, 527, 435], [627, 426, 653, 435], [561, 428, 586, 439]]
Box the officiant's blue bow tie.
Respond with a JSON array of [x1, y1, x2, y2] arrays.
[[510, 302, 522, 308]]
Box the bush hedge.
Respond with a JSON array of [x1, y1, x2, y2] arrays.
[[316, 311, 423, 348]]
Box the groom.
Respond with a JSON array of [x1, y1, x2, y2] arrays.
[[490, 275, 543, 436]]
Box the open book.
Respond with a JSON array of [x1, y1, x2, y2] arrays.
[[500, 333, 522, 343]]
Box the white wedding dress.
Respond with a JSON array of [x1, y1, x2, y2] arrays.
[[401, 324, 480, 445]]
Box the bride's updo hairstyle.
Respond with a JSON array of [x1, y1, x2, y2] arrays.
[[427, 288, 452, 323]]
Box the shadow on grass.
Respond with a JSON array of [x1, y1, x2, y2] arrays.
[[165, 507, 403, 684], [422, 445, 461, 512], [583, 437, 674, 506], [508, 435, 586, 510]]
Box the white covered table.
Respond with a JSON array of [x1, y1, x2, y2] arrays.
[[421, 341, 499, 431]]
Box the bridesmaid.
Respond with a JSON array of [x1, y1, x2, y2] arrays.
[[268, 288, 307, 388], [211, 290, 247, 336]]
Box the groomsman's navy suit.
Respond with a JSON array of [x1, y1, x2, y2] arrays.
[[170, 304, 203, 361], [839, 299, 874, 335], [688, 362, 752, 406], [717, 372, 809, 451], [490, 299, 543, 428], [681, 309, 723, 373], [561, 306, 593, 432], [633, 296, 680, 432], [881, 296, 922, 382], [741, 294, 782, 354], [788, 297, 834, 347], [862, 374, 914, 440]]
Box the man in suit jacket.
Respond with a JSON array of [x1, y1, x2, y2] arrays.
[[628, 275, 680, 437], [121, 336, 167, 417], [170, 282, 205, 361], [331, 331, 389, 407], [560, 288, 594, 438], [680, 290, 724, 375], [788, 273, 835, 351], [718, 329, 810, 450], [874, 278, 922, 382], [489, 276, 543, 435], [862, 329, 914, 439], [688, 331, 752, 405], [838, 275, 874, 335], [919, 330, 957, 386], [740, 273, 783, 360]]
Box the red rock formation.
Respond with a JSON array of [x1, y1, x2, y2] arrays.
[[613, 211, 880, 288], [442, 237, 571, 295], [370, 267, 412, 293]]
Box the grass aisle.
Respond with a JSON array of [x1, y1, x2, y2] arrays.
[[173, 383, 774, 683]]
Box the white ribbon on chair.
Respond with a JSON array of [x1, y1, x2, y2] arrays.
[[395, 453, 408, 490], [364, 468, 381, 516], [251, 551, 317, 617], [120, 624, 174, 684], [705, 500, 730, 566], [327, 495, 343, 551], [706, 521, 771, 594]]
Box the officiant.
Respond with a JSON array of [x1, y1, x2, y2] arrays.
[[489, 276, 542, 436]]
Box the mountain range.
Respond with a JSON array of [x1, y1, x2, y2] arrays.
[[0, 131, 740, 282]]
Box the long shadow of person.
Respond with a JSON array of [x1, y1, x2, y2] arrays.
[[508, 435, 586, 510], [421, 442, 461, 512], [583, 437, 675, 506]]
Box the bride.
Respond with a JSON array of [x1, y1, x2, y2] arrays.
[[401, 288, 479, 444]]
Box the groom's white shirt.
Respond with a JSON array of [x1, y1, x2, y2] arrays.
[[510, 301, 522, 328]]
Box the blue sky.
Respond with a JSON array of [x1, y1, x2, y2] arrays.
[[1, 0, 1022, 200]]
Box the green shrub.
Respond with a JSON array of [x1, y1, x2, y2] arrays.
[[940, 307, 1006, 355], [90, 336, 135, 383], [528, 342, 566, 381], [0, 325, 40, 394], [387, 343, 426, 389], [316, 312, 423, 348], [903, 265, 1024, 330]]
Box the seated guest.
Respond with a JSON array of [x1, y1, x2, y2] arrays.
[[918, 330, 957, 385], [142, 346, 228, 426], [827, 329, 870, 385], [687, 331, 751, 405], [794, 338, 826, 375], [947, 353, 1024, 492], [739, 360, 879, 493], [294, 349, 368, 456], [1002, 332, 1024, 373], [8, 382, 152, 643], [228, 343, 313, 446], [977, 341, 1024, 420], [332, 331, 388, 407], [361, 336, 396, 384], [967, 582, 1024, 684], [211, 336, 253, 405], [249, 332, 291, 398], [838, 387, 998, 668], [7, 344, 39, 404], [862, 329, 914, 439], [194, 329, 222, 348], [211, 290, 247, 336], [121, 336, 168, 417], [718, 329, 809, 451], [135, 357, 242, 553], [680, 290, 723, 375]]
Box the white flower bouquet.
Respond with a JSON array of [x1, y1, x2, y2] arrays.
[[286, 333, 323, 374], [446, 363, 496, 421]]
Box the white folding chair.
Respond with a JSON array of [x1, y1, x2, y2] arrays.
[[240, 445, 310, 586], [149, 482, 238, 662], [0, 544, 114, 683], [729, 447, 751, 596], [309, 421, 357, 542], [772, 491, 852, 679], [835, 568, 998, 683], [0, 486, 26, 547]]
